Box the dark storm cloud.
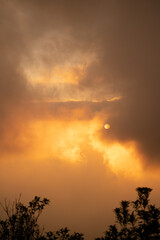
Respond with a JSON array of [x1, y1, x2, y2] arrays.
[[97, 1, 160, 166], [1, 0, 160, 166]]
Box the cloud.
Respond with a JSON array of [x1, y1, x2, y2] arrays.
[[96, 1, 160, 167], [1, 0, 160, 169], [1, 2, 160, 239]]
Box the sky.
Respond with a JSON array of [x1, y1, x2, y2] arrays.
[[0, 0, 160, 239]]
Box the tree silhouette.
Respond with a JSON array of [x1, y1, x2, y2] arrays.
[[0, 196, 84, 240], [0, 187, 159, 240], [0, 196, 50, 240], [45, 228, 84, 240], [96, 187, 160, 240]]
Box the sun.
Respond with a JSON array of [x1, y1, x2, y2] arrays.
[[104, 123, 110, 130]]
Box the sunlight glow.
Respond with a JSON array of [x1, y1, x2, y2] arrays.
[[105, 144, 142, 177], [6, 115, 143, 179], [107, 96, 122, 102], [104, 123, 110, 130], [88, 119, 143, 178]]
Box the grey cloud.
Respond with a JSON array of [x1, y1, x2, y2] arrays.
[[1, 0, 160, 166]]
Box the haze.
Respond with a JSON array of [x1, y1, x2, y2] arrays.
[[0, 1, 160, 239]]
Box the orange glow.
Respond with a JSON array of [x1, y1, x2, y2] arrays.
[[105, 144, 142, 177], [18, 118, 89, 163], [107, 96, 122, 102], [1, 112, 143, 179], [104, 123, 110, 130], [87, 119, 143, 178], [22, 119, 89, 162], [6, 117, 142, 179]]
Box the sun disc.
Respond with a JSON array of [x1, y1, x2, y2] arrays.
[[104, 123, 110, 130]]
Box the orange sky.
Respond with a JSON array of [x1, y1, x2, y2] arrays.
[[0, 1, 160, 239]]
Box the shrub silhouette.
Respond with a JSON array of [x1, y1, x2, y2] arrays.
[[0, 196, 50, 240], [0, 196, 84, 240], [0, 187, 159, 240], [45, 228, 84, 240], [96, 187, 160, 240]]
